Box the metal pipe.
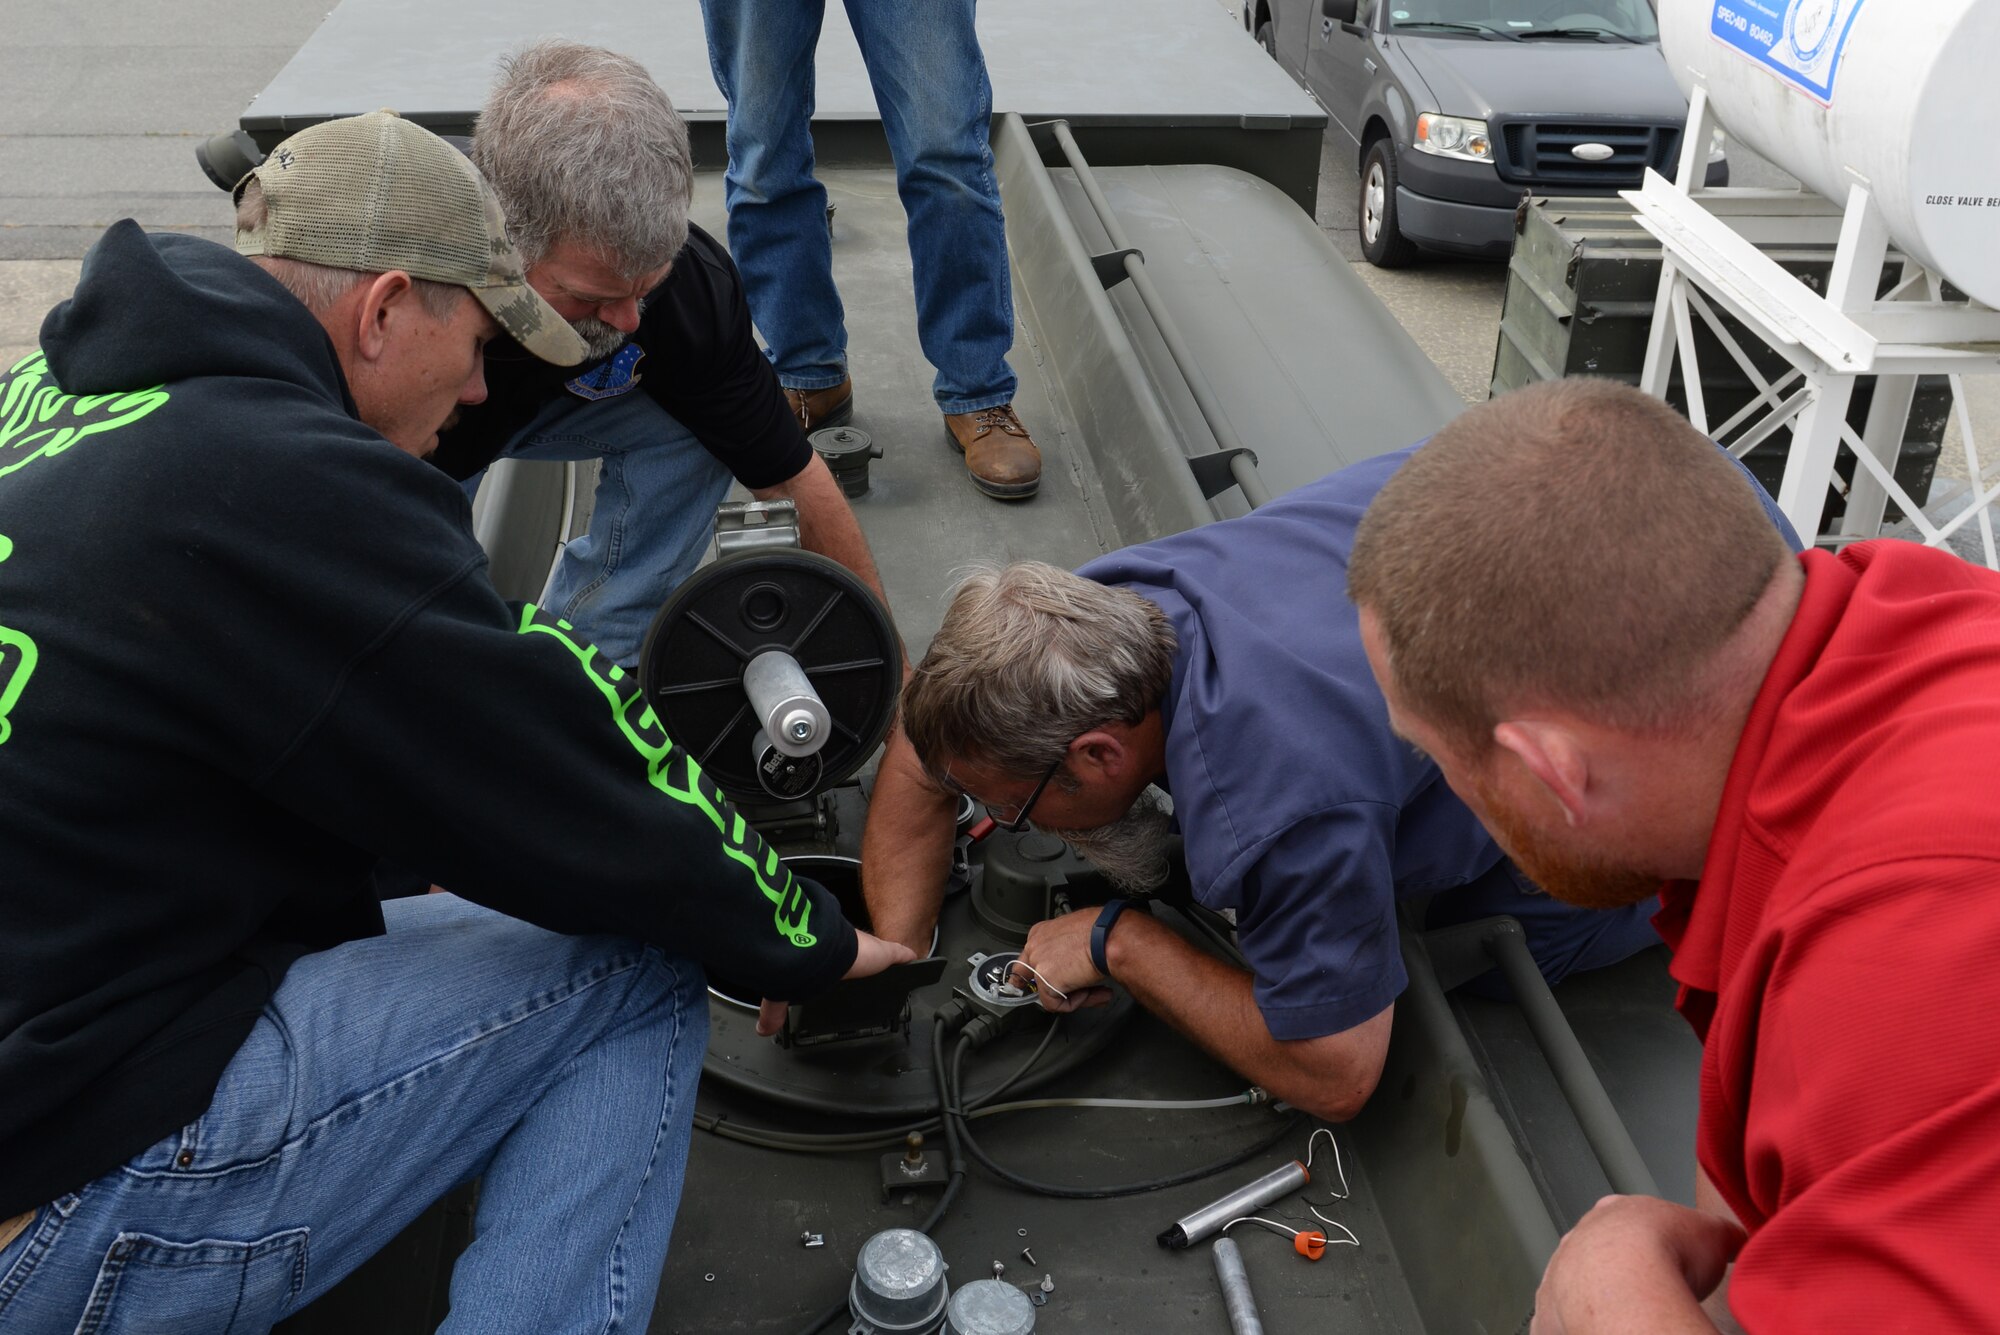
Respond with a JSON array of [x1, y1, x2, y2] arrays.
[[1158, 1160, 1308, 1249], [1046, 121, 1272, 511], [1211, 1238, 1265, 1335], [743, 650, 831, 758], [1482, 920, 1660, 1199]]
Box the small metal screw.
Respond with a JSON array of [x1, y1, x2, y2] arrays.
[[789, 719, 813, 741], [1040, 1275, 1054, 1294], [1021, 1248, 1036, 1266], [992, 1261, 1006, 1280]]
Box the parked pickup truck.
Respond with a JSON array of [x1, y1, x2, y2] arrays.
[[1246, 0, 1728, 264]]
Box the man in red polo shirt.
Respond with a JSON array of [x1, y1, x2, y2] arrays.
[[1347, 377, 2000, 1332]]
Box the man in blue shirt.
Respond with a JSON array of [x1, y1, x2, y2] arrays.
[[862, 443, 1795, 1119]]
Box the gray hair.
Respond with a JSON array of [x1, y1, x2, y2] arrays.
[[902, 562, 1177, 783], [473, 39, 692, 276], [235, 178, 465, 321]]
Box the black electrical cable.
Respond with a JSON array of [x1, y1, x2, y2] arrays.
[[788, 1006, 976, 1335], [921, 1008, 969, 1234], [945, 1034, 1301, 1200], [693, 1013, 1061, 1153]]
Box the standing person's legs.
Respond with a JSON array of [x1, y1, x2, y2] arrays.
[[472, 389, 735, 667], [843, 0, 1017, 413], [0, 894, 707, 1335], [699, 0, 849, 396]]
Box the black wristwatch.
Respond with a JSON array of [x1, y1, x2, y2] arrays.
[[1089, 898, 1146, 976]]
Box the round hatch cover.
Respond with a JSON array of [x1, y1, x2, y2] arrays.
[[638, 550, 901, 804]]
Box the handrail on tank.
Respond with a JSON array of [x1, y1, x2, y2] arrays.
[[1427, 914, 1661, 1200], [1037, 117, 1273, 510]]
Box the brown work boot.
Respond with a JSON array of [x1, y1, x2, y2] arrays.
[[943, 404, 1041, 500], [784, 377, 854, 432]]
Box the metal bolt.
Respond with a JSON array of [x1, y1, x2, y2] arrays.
[[992, 1261, 1006, 1280], [788, 718, 813, 742], [905, 1132, 925, 1164], [1021, 1248, 1036, 1266], [1040, 1275, 1054, 1294]]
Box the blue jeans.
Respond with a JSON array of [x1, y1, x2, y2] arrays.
[[470, 387, 735, 667], [699, 0, 1019, 413], [0, 895, 708, 1334]]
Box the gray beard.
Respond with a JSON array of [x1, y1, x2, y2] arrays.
[[1045, 787, 1174, 893], [572, 302, 644, 361]]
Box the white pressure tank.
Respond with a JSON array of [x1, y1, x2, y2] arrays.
[[1656, 0, 2000, 309]]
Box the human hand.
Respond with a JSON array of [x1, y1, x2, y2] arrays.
[[1531, 1195, 1746, 1335], [1011, 909, 1116, 1013], [756, 930, 918, 1037]]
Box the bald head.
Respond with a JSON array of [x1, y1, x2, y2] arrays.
[[1347, 379, 1792, 754]]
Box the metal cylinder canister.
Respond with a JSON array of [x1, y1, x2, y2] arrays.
[[742, 649, 831, 759], [1157, 1160, 1309, 1249], [849, 1229, 951, 1335], [943, 1279, 1037, 1335]]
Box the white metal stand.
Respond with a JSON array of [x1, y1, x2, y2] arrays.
[[1625, 86, 2000, 567]]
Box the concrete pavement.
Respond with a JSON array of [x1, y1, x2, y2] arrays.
[[3, 0, 1991, 554]]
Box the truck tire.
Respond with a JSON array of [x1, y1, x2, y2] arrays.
[[1359, 138, 1421, 268], [1256, 21, 1276, 57]]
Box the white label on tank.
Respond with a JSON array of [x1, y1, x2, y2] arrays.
[[1708, 0, 1866, 104]]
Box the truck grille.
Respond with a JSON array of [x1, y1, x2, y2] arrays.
[[1493, 120, 1682, 190]]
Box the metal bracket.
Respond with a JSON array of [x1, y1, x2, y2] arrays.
[[879, 1147, 949, 1200], [714, 498, 801, 557], [1186, 448, 1262, 500], [1090, 247, 1142, 291]]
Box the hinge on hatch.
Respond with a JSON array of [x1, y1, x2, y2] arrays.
[[713, 498, 801, 557]]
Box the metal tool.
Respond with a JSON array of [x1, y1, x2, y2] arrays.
[[1211, 1238, 1264, 1335], [1157, 1159, 1310, 1249]]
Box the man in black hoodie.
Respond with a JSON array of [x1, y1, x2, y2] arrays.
[[0, 110, 908, 1333]]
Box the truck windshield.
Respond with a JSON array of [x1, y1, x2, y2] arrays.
[[1388, 1, 1658, 41]]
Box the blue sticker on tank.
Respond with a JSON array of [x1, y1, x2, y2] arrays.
[[566, 343, 645, 401], [1709, 0, 1866, 105]]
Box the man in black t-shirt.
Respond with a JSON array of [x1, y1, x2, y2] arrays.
[[438, 40, 890, 667]]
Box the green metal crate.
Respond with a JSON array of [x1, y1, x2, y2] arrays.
[[1495, 197, 1949, 532]]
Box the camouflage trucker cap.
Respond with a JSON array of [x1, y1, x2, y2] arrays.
[[234, 110, 587, 366]]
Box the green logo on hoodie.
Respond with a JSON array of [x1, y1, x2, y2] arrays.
[[1, 351, 170, 481], [0, 533, 33, 746], [515, 603, 818, 949], [0, 352, 169, 743]]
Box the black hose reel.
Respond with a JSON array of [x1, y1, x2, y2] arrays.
[[637, 503, 901, 808]]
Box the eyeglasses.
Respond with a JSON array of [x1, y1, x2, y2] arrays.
[[1002, 755, 1065, 834]]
